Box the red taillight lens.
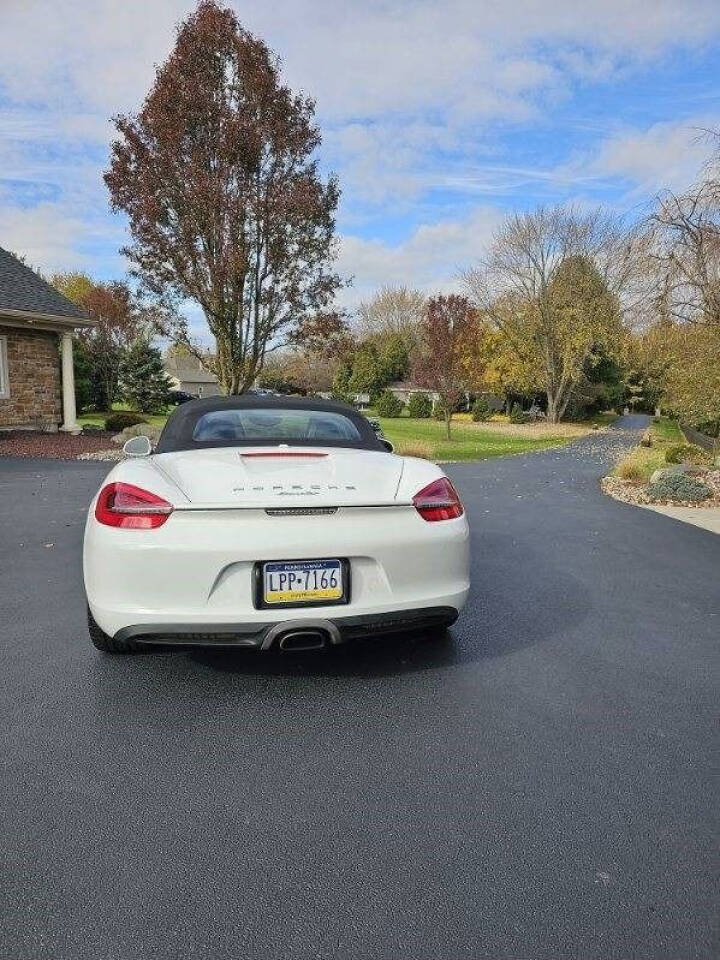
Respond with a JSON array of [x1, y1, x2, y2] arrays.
[[94, 482, 173, 529], [413, 477, 464, 522]]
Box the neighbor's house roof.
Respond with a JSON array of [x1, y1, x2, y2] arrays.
[[0, 247, 92, 328], [388, 381, 436, 392], [165, 355, 219, 384]]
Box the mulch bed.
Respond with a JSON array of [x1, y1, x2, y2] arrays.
[[0, 430, 116, 460]]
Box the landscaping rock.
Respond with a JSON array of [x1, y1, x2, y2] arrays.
[[649, 464, 708, 484], [111, 423, 163, 446], [649, 464, 689, 484]]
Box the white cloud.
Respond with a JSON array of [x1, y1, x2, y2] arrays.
[[2, 2, 718, 145], [0, 201, 123, 275], [1, 1, 717, 117], [336, 207, 503, 308], [0, 0, 718, 297], [591, 119, 718, 194]]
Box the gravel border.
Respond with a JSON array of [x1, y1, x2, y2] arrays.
[[601, 472, 720, 509], [76, 449, 125, 462]]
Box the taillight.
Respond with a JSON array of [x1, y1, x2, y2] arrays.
[[94, 482, 173, 529], [413, 477, 464, 521]]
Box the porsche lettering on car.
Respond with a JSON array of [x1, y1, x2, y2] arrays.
[[83, 397, 470, 653]]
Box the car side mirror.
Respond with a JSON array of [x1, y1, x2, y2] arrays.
[[123, 435, 153, 458], [379, 438, 394, 453]]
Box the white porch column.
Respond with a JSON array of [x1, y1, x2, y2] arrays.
[[59, 331, 81, 434]]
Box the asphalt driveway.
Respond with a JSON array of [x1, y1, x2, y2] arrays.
[[1, 415, 718, 959]]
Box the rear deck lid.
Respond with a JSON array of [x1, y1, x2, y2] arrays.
[[152, 447, 405, 508]]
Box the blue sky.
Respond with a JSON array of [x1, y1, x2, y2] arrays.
[[0, 0, 718, 335]]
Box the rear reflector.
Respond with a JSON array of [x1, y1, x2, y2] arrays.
[[413, 477, 464, 522], [95, 482, 173, 529], [265, 507, 338, 516], [240, 452, 328, 458]]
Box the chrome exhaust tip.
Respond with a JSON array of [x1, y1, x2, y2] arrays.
[[262, 618, 342, 652], [278, 629, 328, 652]]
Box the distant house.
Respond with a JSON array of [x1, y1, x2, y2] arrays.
[[386, 382, 504, 413], [386, 381, 440, 407], [484, 394, 506, 413], [165, 354, 221, 398], [0, 247, 93, 433]]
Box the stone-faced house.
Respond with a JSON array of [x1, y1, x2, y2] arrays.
[[0, 248, 93, 433]]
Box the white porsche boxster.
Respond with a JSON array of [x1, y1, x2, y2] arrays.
[[83, 397, 470, 653]]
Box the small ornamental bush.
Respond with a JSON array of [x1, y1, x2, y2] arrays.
[[471, 397, 492, 422], [122, 422, 163, 443], [375, 390, 404, 418], [407, 392, 432, 419], [616, 459, 646, 482], [509, 402, 527, 424], [665, 443, 710, 466], [647, 473, 711, 503], [105, 411, 148, 432]]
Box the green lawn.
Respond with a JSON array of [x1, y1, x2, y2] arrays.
[[380, 417, 571, 461], [650, 417, 684, 443], [613, 418, 685, 481]]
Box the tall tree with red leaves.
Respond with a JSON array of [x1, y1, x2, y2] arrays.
[[413, 295, 474, 440], [104, 0, 342, 394]]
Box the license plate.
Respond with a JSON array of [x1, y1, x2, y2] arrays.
[[262, 559, 346, 606]]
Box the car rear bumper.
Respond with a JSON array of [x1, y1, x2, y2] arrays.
[[113, 605, 460, 649], [84, 504, 470, 638]]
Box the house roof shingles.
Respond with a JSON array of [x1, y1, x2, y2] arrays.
[[0, 247, 89, 321], [165, 356, 219, 384]]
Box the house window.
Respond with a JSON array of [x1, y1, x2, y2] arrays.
[[0, 336, 9, 399]]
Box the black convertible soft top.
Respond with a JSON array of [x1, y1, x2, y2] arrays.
[[154, 395, 386, 454]]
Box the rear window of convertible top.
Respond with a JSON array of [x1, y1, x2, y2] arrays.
[[191, 408, 363, 445]]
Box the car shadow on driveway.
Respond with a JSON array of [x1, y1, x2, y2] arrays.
[[179, 535, 591, 680]]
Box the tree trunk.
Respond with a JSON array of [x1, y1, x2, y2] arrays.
[[104, 367, 116, 411], [546, 391, 560, 423], [546, 386, 573, 423], [445, 409, 452, 440]]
